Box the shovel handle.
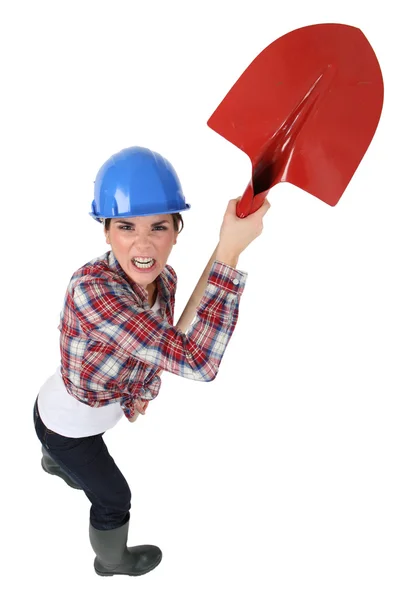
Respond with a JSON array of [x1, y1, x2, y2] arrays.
[[236, 181, 268, 218], [175, 245, 219, 333]]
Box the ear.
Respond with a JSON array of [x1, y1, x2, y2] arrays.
[[104, 228, 110, 245]]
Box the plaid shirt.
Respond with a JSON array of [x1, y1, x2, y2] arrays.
[[58, 251, 247, 420]]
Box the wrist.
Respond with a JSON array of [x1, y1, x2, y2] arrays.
[[215, 248, 239, 268]]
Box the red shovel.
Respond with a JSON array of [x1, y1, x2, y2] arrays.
[[176, 23, 384, 332], [207, 23, 384, 217]]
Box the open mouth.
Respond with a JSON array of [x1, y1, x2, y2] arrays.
[[131, 257, 156, 270]]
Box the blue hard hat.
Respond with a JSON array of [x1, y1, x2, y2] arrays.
[[90, 146, 191, 222]]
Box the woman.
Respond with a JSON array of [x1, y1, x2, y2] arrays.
[[33, 146, 270, 577]]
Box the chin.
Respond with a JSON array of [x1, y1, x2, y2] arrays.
[[127, 261, 161, 284]]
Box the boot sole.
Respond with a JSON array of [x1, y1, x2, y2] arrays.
[[41, 458, 82, 490], [94, 554, 162, 577]]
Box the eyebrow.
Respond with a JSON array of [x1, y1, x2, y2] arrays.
[[114, 219, 170, 226]]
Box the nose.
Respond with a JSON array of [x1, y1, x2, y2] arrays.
[[133, 231, 152, 252]]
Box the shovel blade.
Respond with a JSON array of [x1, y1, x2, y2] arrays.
[[207, 23, 384, 216]]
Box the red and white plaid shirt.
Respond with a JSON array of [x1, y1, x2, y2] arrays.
[[58, 251, 247, 420]]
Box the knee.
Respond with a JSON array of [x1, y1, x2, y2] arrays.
[[114, 479, 131, 514], [122, 484, 132, 513]]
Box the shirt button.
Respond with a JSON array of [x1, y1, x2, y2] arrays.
[[232, 278, 239, 285]]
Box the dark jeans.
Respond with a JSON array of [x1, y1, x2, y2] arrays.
[[33, 398, 131, 530]]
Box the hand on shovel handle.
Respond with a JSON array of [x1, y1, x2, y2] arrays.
[[216, 196, 270, 267]]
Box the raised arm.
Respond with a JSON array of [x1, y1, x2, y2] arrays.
[[175, 197, 271, 333]]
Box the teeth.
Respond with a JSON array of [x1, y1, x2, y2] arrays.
[[132, 258, 155, 269]]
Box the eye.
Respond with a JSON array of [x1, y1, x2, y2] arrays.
[[152, 226, 168, 231], [118, 225, 134, 231]]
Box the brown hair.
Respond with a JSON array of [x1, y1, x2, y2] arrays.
[[104, 213, 184, 233]]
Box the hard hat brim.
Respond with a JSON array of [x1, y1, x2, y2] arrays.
[[89, 203, 191, 223]]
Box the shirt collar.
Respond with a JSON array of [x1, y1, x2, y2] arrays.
[[156, 268, 172, 304]]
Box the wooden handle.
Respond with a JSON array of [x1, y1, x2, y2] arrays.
[[175, 244, 219, 332]]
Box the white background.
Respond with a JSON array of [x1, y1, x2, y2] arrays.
[[1, 0, 399, 598]]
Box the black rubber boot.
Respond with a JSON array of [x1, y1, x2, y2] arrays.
[[89, 520, 162, 577], [41, 446, 82, 490]]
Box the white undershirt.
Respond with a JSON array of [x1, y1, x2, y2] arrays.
[[38, 294, 162, 438]]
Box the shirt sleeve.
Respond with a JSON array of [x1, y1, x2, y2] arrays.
[[73, 260, 247, 383]]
